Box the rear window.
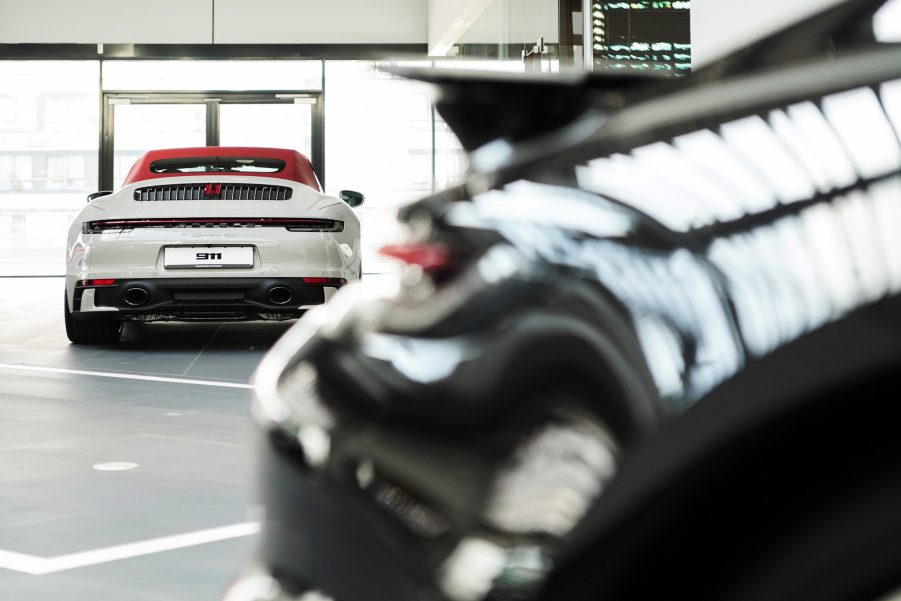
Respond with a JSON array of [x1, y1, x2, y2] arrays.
[[149, 156, 286, 174]]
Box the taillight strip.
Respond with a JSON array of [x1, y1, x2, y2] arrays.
[[77, 279, 118, 287], [301, 277, 346, 286], [379, 242, 451, 273], [82, 218, 343, 233]]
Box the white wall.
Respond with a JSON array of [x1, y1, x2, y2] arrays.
[[0, 0, 427, 45], [457, 0, 559, 45], [691, 0, 848, 68], [0, 0, 213, 43], [215, 0, 426, 44]]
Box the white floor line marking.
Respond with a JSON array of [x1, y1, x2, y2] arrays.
[[0, 363, 252, 389], [0, 522, 260, 575], [136, 432, 247, 448], [0, 549, 44, 574]]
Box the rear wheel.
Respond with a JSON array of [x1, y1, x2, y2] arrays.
[[64, 291, 121, 344]]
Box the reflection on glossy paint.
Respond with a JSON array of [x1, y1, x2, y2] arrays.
[[266, 363, 335, 468], [484, 412, 618, 536], [786, 101, 858, 189], [674, 128, 777, 214], [768, 108, 834, 194], [874, 0, 901, 42], [720, 115, 815, 204], [276, 364, 335, 429], [635, 314, 686, 397], [579, 153, 697, 230], [472, 181, 634, 239], [880, 79, 901, 140], [223, 571, 335, 601], [868, 176, 901, 292], [361, 333, 470, 384], [477, 243, 526, 285], [440, 538, 513, 601], [708, 178, 901, 356], [573, 84, 901, 393], [710, 222, 818, 355], [837, 190, 890, 302], [631, 141, 744, 225], [438, 414, 615, 600], [574, 79, 901, 365], [579, 125, 796, 231], [822, 87, 901, 179], [469, 181, 742, 405]]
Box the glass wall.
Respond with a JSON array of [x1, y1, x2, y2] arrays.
[[0, 59, 467, 276], [0, 61, 100, 276], [102, 60, 325, 188], [443, 0, 560, 71], [219, 103, 314, 155], [100, 60, 324, 92], [433, 0, 691, 73], [324, 61, 467, 272], [112, 103, 207, 187]]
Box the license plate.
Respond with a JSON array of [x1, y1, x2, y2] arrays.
[[164, 246, 254, 269]]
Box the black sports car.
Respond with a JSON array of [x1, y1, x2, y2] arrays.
[[229, 1, 901, 600]]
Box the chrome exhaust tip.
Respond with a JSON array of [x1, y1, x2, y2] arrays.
[[123, 287, 150, 306], [267, 286, 294, 306]]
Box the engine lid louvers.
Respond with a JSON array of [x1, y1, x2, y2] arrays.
[[134, 183, 293, 201]]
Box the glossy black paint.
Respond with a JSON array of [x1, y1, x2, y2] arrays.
[[239, 2, 901, 600]]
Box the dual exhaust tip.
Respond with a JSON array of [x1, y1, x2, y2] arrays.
[[123, 287, 149, 306], [122, 285, 294, 306], [266, 286, 294, 305]]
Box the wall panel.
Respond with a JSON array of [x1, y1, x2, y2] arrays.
[[691, 0, 846, 67], [0, 0, 213, 44], [214, 0, 426, 44]]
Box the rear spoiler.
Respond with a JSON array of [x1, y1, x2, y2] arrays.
[[388, 67, 664, 152]]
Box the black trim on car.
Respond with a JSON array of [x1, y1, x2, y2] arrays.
[[134, 182, 293, 201], [81, 217, 342, 233], [72, 277, 344, 318]]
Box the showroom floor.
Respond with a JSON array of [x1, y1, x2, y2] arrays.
[[0, 277, 295, 600]]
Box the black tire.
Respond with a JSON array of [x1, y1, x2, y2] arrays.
[[64, 291, 122, 344]]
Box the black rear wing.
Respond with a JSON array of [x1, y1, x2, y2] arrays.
[[388, 67, 664, 152]]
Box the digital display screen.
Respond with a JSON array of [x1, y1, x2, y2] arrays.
[[593, 1, 692, 74]]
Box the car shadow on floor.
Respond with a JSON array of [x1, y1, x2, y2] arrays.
[[117, 319, 296, 351], [53, 320, 299, 382]]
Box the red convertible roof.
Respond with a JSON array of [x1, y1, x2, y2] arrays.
[[122, 147, 321, 191]]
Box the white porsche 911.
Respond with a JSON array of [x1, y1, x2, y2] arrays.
[[64, 146, 363, 344]]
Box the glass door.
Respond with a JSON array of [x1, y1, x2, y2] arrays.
[[111, 102, 206, 189], [101, 92, 323, 191], [220, 101, 314, 159]]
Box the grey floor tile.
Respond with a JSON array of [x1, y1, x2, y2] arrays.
[[0, 277, 285, 598], [0, 572, 172, 601], [54, 535, 258, 601]]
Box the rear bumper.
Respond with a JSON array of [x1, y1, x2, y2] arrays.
[[70, 277, 343, 320], [241, 429, 432, 601]]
